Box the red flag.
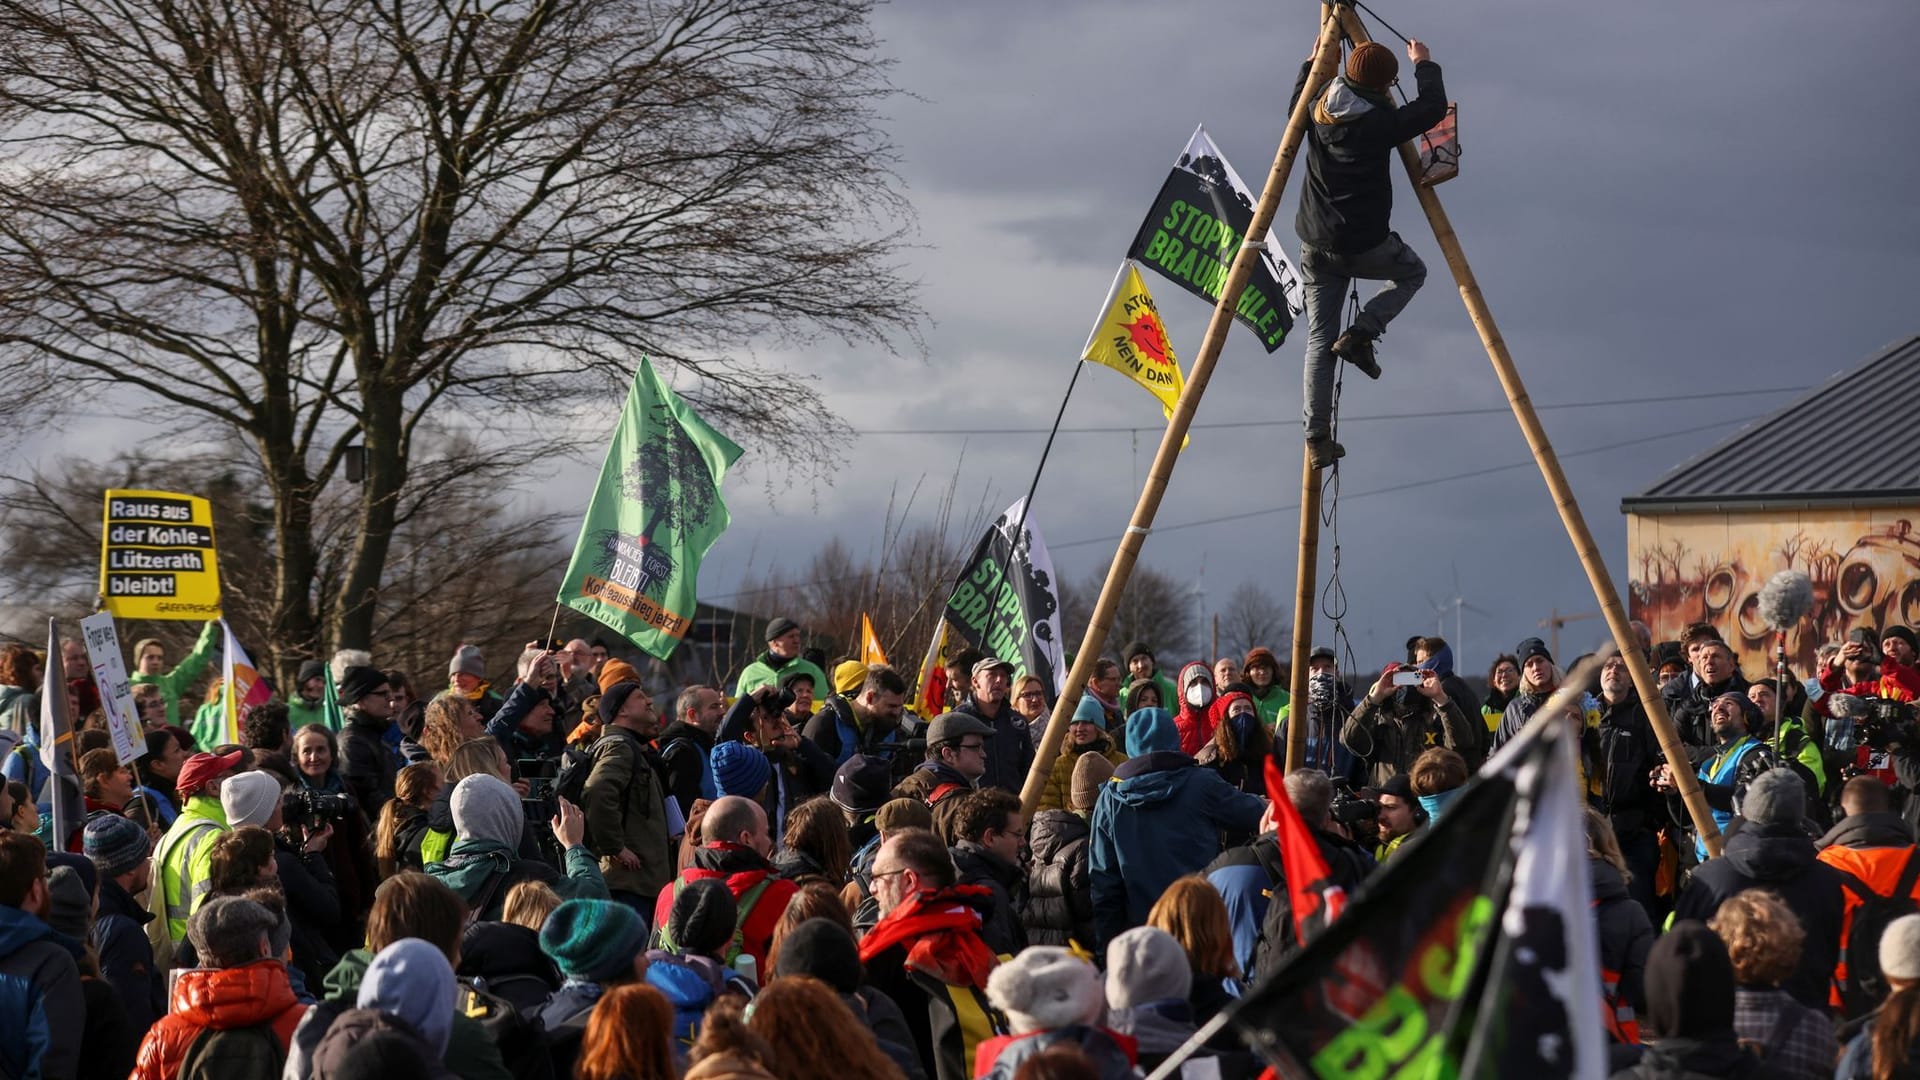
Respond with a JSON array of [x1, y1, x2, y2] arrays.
[[1263, 753, 1345, 941]]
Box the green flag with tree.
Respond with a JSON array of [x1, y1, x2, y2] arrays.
[[558, 359, 743, 659]]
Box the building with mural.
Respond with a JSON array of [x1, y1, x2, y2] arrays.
[[1622, 334, 1920, 672]]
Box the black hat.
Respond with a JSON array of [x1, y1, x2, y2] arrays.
[[669, 878, 738, 957], [337, 665, 388, 706], [1514, 637, 1553, 667], [1884, 626, 1918, 654], [1378, 773, 1416, 801], [297, 659, 326, 684], [1121, 641, 1153, 662], [1645, 921, 1734, 1039], [775, 918, 862, 992], [831, 754, 892, 815], [599, 681, 644, 725], [765, 617, 800, 641], [1308, 646, 1337, 663], [1653, 641, 1686, 672]]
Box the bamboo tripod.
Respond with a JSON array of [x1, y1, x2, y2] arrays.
[[1287, 7, 1724, 855], [1015, 8, 1350, 817]]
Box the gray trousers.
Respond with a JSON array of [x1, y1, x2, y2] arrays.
[[1299, 232, 1427, 438]]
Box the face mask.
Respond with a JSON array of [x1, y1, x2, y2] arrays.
[[1185, 683, 1214, 708]]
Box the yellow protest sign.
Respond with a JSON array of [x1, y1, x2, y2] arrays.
[[99, 489, 222, 620]]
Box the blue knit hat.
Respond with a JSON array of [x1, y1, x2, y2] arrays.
[[711, 741, 771, 797], [84, 813, 151, 878], [1125, 707, 1178, 757], [540, 898, 649, 982], [1071, 696, 1106, 725]]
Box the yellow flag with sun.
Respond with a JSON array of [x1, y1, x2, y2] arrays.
[[1080, 261, 1188, 446]]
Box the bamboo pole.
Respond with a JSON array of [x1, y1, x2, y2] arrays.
[[1335, 9, 1723, 856], [1016, 9, 1348, 817], [1285, 453, 1322, 772]]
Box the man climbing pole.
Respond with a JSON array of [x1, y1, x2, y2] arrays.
[[1292, 34, 1448, 469]]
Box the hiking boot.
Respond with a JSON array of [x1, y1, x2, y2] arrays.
[[1332, 326, 1381, 379], [1307, 437, 1346, 471]]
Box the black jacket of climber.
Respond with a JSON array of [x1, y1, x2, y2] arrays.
[[1290, 58, 1447, 255]]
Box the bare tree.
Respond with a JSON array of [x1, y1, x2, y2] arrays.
[[1060, 563, 1196, 663], [0, 0, 920, 675], [1220, 580, 1287, 658], [0, 447, 569, 689]]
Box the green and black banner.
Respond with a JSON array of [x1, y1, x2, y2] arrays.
[[1126, 126, 1303, 353]]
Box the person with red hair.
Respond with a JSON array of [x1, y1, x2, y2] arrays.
[[574, 983, 679, 1080]]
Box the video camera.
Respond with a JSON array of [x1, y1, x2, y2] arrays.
[[517, 757, 558, 822], [1330, 778, 1379, 825], [282, 788, 353, 833], [1855, 698, 1918, 752]]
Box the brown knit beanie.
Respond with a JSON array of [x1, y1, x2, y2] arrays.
[[1346, 42, 1398, 90], [1071, 752, 1117, 813]]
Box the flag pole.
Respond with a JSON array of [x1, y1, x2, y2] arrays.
[[1010, 358, 1087, 554], [1017, 7, 1348, 818], [1335, 8, 1722, 856]]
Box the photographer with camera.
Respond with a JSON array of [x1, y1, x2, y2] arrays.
[[1814, 630, 1920, 798], [1207, 769, 1375, 983], [266, 770, 346, 982], [291, 723, 378, 949], [1339, 661, 1474, 787], [719, 682, 836, 836]]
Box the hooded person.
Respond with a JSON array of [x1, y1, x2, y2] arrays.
[[1289, 36, 1447, 469], [973, 946, 1137, 1080], [1171, 662, 1217, 757], [1610, 921, 1789, 1080], [423, 774, 608, 922], [1671, 769, 1845, 1010], [1090, 707, 1266, 946], [311, 939, 459, 1080], [1103, 926, 1247, 1076], [1023, 753, 1110, 950], [1413, 638, 1485, 766], [1196, 692, 1272, 799]]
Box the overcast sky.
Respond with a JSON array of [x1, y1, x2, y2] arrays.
[[680, 0, 1920, 675], [21, 0, 1920, 676]]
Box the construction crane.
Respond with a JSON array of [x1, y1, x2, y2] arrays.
[[1539, 607, 1602, 660]]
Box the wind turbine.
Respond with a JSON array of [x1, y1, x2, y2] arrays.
[[1427, 564, 1491, 667]]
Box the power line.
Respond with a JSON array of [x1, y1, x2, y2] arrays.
[[1047, 412, 1769, 550], [847, 385, 1807, 437], [701, 411, 1766, 601]]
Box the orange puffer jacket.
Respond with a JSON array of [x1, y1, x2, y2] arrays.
[[132, 959, 307, 1080]]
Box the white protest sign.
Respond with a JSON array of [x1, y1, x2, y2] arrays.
[[80, 611, 145, 765]]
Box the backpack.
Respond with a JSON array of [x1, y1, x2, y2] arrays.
[[176, 1022, 284, 1080], [458, 981, 555, 1080], [651, 876, 773, 966], [549, 745, 597, 811], [1836, 848, 1920, 1016]]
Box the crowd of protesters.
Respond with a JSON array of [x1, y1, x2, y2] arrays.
[[1, 612, 1919, 1080]]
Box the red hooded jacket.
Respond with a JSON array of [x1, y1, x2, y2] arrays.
[[132, 959, 306, 1080], [1172, 662, 1217, 756]]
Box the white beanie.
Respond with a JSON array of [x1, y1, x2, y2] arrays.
[[219, 771, 282, 828], [985, 946, 1104, 1034], [1105, 926, 1192, 1010], [1882, 914, 1920, 981]]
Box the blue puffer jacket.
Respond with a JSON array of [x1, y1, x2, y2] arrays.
[[1088, 752, 1266, 947]]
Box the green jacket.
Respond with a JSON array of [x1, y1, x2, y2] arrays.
[[426, 838, 608, 921], [130, 621, 221, 728], [733, 652, 828, 699], [286, 696, 328, 732], [1119, 672, 1177, 715], [148, 793, 228, 950], [1247, 684, 1290, 729], [323, 949, 513, 1080], [189, 699, 227, 751]]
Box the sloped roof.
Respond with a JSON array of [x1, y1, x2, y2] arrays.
[[1622, 333, 1920, 513]]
